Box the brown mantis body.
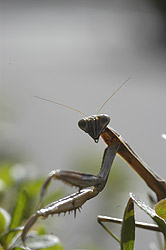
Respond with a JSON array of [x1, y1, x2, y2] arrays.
[[21, 81, 166, 243]]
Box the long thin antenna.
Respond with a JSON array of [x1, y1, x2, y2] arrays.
[[97, 77, 131, 114], [35, 96, 88, 117]]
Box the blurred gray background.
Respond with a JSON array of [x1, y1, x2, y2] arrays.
[[0, 0, 166, 249]]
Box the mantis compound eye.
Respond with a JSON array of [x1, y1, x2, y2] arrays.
[[78, 119, 88, 133], [98, 114, 110, 126]]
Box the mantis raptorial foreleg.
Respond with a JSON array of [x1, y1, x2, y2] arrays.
[[21, 143, 120, 243], [40, 142, 120, 197]]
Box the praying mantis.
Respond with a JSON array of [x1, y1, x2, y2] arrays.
[[21, 79, 166, 246]]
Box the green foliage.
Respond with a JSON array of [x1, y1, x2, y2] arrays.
[[155, 199, 166, 220], [130, 193, 166, 239], [121, 198, 135, 250], [9, 189, 29, 230], [0, 208, 10, 235], [0, 162, 64, 250], [99, 193, 166, 249]]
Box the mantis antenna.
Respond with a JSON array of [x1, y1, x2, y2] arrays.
[[97, 77, 131, 114], [34, 96, 88, 117], [35, 77, 130, 117]]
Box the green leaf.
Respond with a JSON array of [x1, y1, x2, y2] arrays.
[[0, 227, 23, 248], [0, 243, 4, 250], [9, 189, 29, 230], [0, 179, 6, 193], [9, 248, 25, 250], [0, 164, 14, 187], [0, 208, 11, 235], [12, 234, 63, 250], [155, 199, 166, 220], [5, 189, 29, 246], [25, 179, 45, 198], [36, 226, 46, 236], [121, 197, 135, 250], [130, 193, 166, 238], [11, 248, 31, 250]]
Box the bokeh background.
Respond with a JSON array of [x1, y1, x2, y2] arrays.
[[0, 0, 166, 249]]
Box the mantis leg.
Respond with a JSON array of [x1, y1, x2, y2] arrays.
[[21, 143, 120, 243], [40, 143, 120, 200]]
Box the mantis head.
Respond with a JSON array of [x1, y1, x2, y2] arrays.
[[78, 114, 110, 143]]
